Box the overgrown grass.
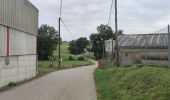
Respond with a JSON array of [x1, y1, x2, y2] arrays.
[[95, 65, 170, 100]]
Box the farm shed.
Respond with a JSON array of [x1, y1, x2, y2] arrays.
[[105, 33, 170, 66], [0, 0, 38, 87]]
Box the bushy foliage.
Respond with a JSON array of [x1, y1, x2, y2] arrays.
[[78, 56, 85, 61], [90, 24, 123, 60], [68, 56, 75, 61], [90, 24, 114, 60], [37, 24, 58, 60], [68, 37, 89, 55]]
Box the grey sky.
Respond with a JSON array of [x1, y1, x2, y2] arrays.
[[29, 0, 170, 41]]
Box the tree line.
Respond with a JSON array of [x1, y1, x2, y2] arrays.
[[37, 24, 122, 60]]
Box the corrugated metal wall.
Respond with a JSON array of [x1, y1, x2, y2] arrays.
[[0, 26, 7, 56], [0, 0, 38, 35]]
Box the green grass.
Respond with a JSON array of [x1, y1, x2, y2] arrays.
[[54, 42, 71, 60], [38, 42, 94, 76], [95, 65, 170, 100], [38, 60, 92, 76]]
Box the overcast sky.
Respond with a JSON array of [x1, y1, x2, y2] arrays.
[[29, 0, 170, 41]]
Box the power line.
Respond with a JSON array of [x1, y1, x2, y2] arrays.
[[108, 0, 114, 25], [61, 19, 76, 40]]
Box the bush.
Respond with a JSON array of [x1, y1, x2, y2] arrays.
[[68, 56, 74, 61], [78, 56, 84, 61], [8, 82, 16, 87]]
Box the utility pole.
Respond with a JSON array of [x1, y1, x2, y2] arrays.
[[58, 17, 61, 68], [58, 0, 62, 68], [168, 24, 170, 67], [115, 0, 119, 66]]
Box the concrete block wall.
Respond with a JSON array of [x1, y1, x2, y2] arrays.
[[0, 25, 37, 88], [0, 55, 36, 87]]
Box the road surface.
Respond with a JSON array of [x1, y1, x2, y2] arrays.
[[0, 64, 97, 100]]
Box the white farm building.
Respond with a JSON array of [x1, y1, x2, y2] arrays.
[[0, 0, 38, 87]]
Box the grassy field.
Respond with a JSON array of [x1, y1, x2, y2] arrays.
[[53, 42, 70, 60], [38, 42, 94, 76], [95, 65, 170, 100]]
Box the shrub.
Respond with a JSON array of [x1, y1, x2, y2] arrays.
[[68, 56, 74, 61], [8, 82, 16, 87], [78, 56, 84, 61]]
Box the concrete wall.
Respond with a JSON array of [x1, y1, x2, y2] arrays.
[[9, 27, 36, 55], [0, 55, 36, 87], [0, 25, 36, 56], [0, 25, 37, 87], [0, 0, 38, 87]]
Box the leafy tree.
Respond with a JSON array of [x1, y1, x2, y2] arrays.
[[97, 24, 114, 40], [68, 40, 77, 55], [90, 24, 123, 60], [68, 37, 89, 55], [90, 24, 114, 60], [90, 34, 104, 60], [37, 24, 58, 60]]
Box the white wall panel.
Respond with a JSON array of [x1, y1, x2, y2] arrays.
[[9, 28, 36, 55]]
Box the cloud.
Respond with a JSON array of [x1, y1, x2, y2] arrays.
[[29, 0, 170, 41]]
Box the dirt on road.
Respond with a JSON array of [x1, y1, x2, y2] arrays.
[[0, 64, 97, 100]]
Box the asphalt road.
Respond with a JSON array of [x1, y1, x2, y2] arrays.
[[0, 64, 97, 100]]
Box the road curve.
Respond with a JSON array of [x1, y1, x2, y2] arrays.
[[0, 64, 97, 100]]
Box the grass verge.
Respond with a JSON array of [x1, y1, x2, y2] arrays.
[[95, 65, 170, 100], [38, 60, 93, 76]]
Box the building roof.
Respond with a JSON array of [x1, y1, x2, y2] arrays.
[[118, 33, 168, 49]]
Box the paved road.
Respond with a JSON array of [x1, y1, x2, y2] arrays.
[[0, 64, 97, 100]]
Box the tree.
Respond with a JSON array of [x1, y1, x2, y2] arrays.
[[68, 37, 89, 55], [90, 34, 104, 60], [68, 40, 77, 55], [97, 24, 114, 40], [90, 24, 124, 60], [37, 24, 58, 60], [90, 24, 114, 60]]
